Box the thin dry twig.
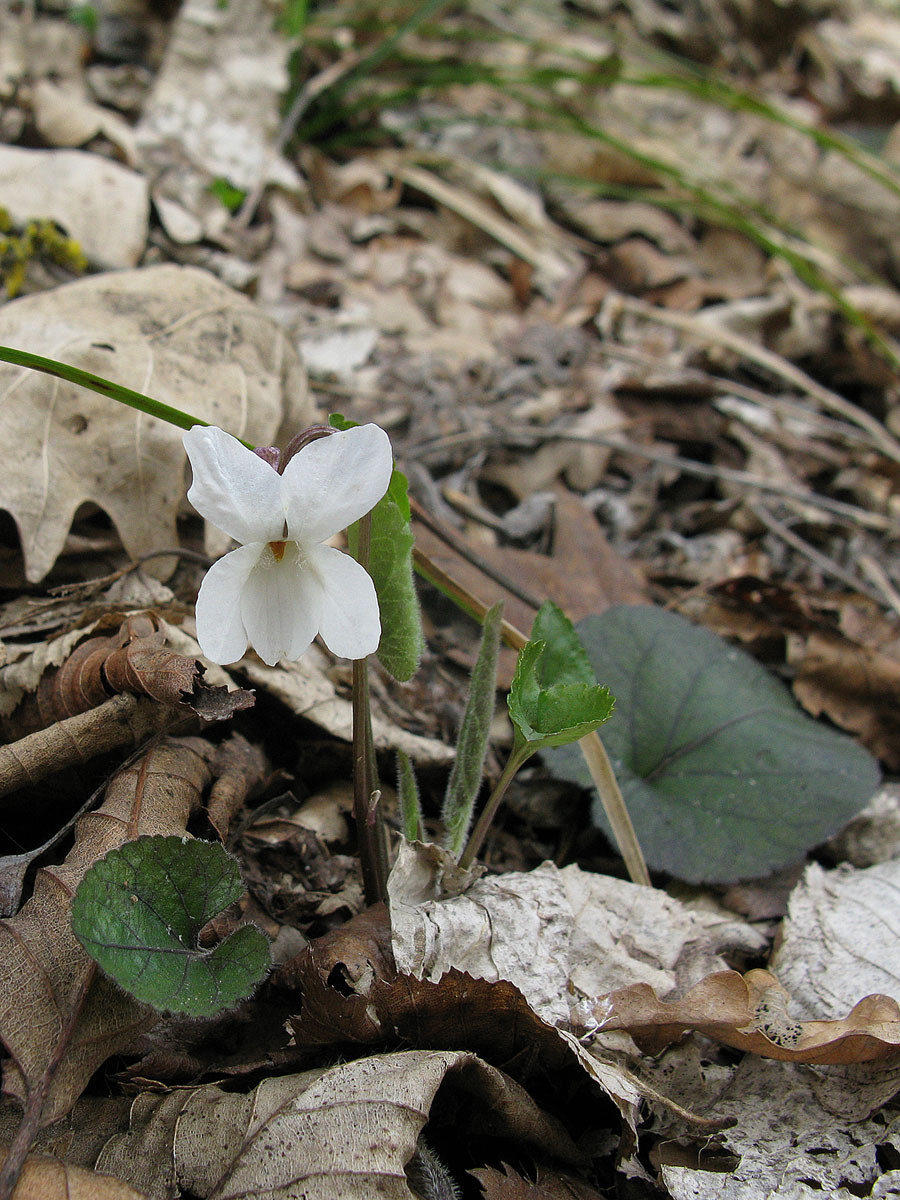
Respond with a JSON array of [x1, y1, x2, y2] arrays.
[[541, 432, 894, 532], [858, 555, 900, 620], [0, 694, 182, 802], [604, 293, 900, 466], [747, 503, 883, 599]]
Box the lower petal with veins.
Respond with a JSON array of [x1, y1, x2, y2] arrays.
[[241, 541, 323, 666]]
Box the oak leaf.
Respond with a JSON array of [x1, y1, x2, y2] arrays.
[[0, 264, 310, 582]]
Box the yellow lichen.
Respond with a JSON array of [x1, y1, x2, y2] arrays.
[[0, 207, 88, 299]]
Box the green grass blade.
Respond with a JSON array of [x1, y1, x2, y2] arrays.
[[0, 344, 218, 435]]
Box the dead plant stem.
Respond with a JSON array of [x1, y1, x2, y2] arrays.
[[605, 294, 900, 466]]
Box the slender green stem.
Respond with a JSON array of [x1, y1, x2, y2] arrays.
[[351, 512, 387, 904], [0, 345, 220, 434], [458, 745, 530, 871]]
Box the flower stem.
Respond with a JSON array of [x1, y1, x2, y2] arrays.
[[457, 745, 531, 871], [351, 512, 387, 904]]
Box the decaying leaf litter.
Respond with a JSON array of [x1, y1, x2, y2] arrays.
[[1, 0, 900, 1195]]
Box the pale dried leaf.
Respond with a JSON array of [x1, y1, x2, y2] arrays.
[[0, 146, 148, 270], [136, 0, 302, 213], [389, 852, 765, 1027], [660, 1056, 900, 1200], [96, 1051, 567, 1200], [238, 653, 454, 766], [0, 264, 310, 582], [32, 80, 137, 165], [769, 860, 900, 1113]]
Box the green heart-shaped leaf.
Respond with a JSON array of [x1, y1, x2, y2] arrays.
[[72, 836, 270, 1017], [546, 605, 881, 883]]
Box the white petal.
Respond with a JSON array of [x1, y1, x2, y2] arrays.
[[309, 544, 381, 659], [194, 543, 264, 665], [240, 541, 324, 666], [281, 424, 393, 544], [183, 426, 284, 545]]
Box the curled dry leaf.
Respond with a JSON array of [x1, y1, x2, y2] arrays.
[[96, 1051, 573, 1200], [388, 850, 765, 1028], [789, 629, 900, 770], [0, 1152, 146, 1200], [591, 968, 900, 1063], [0, 264, 310, 582], [2, 614, 253, 743], [0, 734, 262, 1126]]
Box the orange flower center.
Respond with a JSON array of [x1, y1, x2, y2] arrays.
[[268, 540, 287, 562]]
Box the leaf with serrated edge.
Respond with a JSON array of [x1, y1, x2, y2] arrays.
[[508, 603, 614, 751], [72, 835, 269, 1018]]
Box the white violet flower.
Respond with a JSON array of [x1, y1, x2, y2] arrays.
[[183, 422, 393, 666]]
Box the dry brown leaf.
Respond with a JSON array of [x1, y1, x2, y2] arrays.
[[96, 1051, 572, 1200], [2, 614, 253, 743], [591, 968, 900, 1063], [470, 1162, 604, 1199], [789, 629, 900, 769], [414, 489, 648, 684], [0, 735, 262, 1126], [0, 264, 310, 582], [280, 901, 642, 1137], [0, 1152, 146, 1200]]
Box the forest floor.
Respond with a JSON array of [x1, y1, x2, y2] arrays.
[[1, 0, 900, 1197]]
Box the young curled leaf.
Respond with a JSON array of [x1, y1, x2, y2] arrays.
[[508, 602, 614, 753]]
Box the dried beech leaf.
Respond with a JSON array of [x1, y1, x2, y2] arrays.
[[0, 739, 214, 1125], [0, 1152, 147, 1199], [0, 264, 310, 582], [592, 968, 900, 1063], [281, 908, 642, 1135], [773, 860, 900, 1018], [659, 1054, 900, 1200], [789, 630, 900, 769], [96, 1051, 569, 1200]]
